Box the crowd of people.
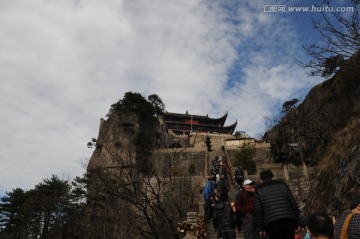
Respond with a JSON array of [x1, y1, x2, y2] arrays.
[[204, 156, 238, 238], [203, 162, 360, 239]]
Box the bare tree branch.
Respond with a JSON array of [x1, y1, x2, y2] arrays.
[[298, 0, 360, 77]]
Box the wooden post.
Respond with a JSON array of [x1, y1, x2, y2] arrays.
[[284, 165, 290, 181]]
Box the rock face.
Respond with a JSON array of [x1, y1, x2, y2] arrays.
[[264, 51, 360, 216], [88, 109, 204, 176], [88, 112, 138, 168], [88, 110, 170, 170], [310, 120, 360, 216]]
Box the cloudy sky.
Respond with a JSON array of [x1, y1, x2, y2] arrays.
[[0, 0, 354, 194]]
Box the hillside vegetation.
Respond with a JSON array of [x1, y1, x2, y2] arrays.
[[264, 51, 360, 216]]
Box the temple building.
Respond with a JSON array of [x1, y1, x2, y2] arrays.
[[162, 111, 237, 135]]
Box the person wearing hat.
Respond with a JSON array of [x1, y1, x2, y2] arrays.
[[234, 179, 259, 239]]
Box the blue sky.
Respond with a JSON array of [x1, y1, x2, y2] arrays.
[[0, 0, 355, 194]]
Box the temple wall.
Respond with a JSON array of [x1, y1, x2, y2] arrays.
[[153, 149, 206, 177]]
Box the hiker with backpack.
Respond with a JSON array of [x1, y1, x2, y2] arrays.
[[234, 166, 244, 189], [212, 189, 225, 233], [218, 174, 230, 202], [218, 201, 238, 239]]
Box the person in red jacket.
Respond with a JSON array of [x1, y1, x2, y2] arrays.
[[234, 179, 260, 239]]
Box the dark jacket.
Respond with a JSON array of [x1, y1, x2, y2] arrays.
[[234, 168, 244, 179], [219, 203, 237, 229], [213, 198, 225, 229], [254, 179, 300, 230]]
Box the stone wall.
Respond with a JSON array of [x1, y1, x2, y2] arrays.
[[225, 145, 316, 205], [153, 135, 315, 206], [154, 148, 206, 177]]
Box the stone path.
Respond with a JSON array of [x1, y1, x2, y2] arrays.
[[204, 177, 307, 239], [205, 181, 244, 239], [202, 140, 309, 239], [203, 145, 243, 238]]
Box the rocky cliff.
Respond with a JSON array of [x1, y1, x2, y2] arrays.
[[88, 108, 200, 177], [264, 51, 360, 216], [88, 109, 171, 170]]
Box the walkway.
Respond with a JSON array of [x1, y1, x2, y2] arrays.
[[205, 182, 244, 239], [203, 141, 243, 238], [201, 136, 310, 239]]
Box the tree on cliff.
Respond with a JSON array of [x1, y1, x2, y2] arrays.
[[300, 0, 360, 77], [108, 91, 156, 119], [107, 92, 166, 119], [282, 98, 299, 114], [148, 94, 165, 115]]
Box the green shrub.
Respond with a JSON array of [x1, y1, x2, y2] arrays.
[[232, 142, 257, 175]]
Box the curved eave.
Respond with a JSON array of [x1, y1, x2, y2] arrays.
[[208, 112, 228, 126], [223, 120, 237, 134]]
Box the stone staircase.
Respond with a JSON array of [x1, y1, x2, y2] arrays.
[[205, 141, 244, 239], [183, 134, 313, 238], [205, 182, 244, 239]]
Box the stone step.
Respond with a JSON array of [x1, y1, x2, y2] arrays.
[[202, 141, 312, 238], [205, 181, 244, 239]]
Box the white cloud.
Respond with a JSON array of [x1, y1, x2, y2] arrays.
[[0, 0, 322, 193]]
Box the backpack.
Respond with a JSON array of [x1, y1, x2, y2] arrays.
[[219, 203, 237, 229], [235, 169, 244, 179], [215, 201, 225, 210]]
